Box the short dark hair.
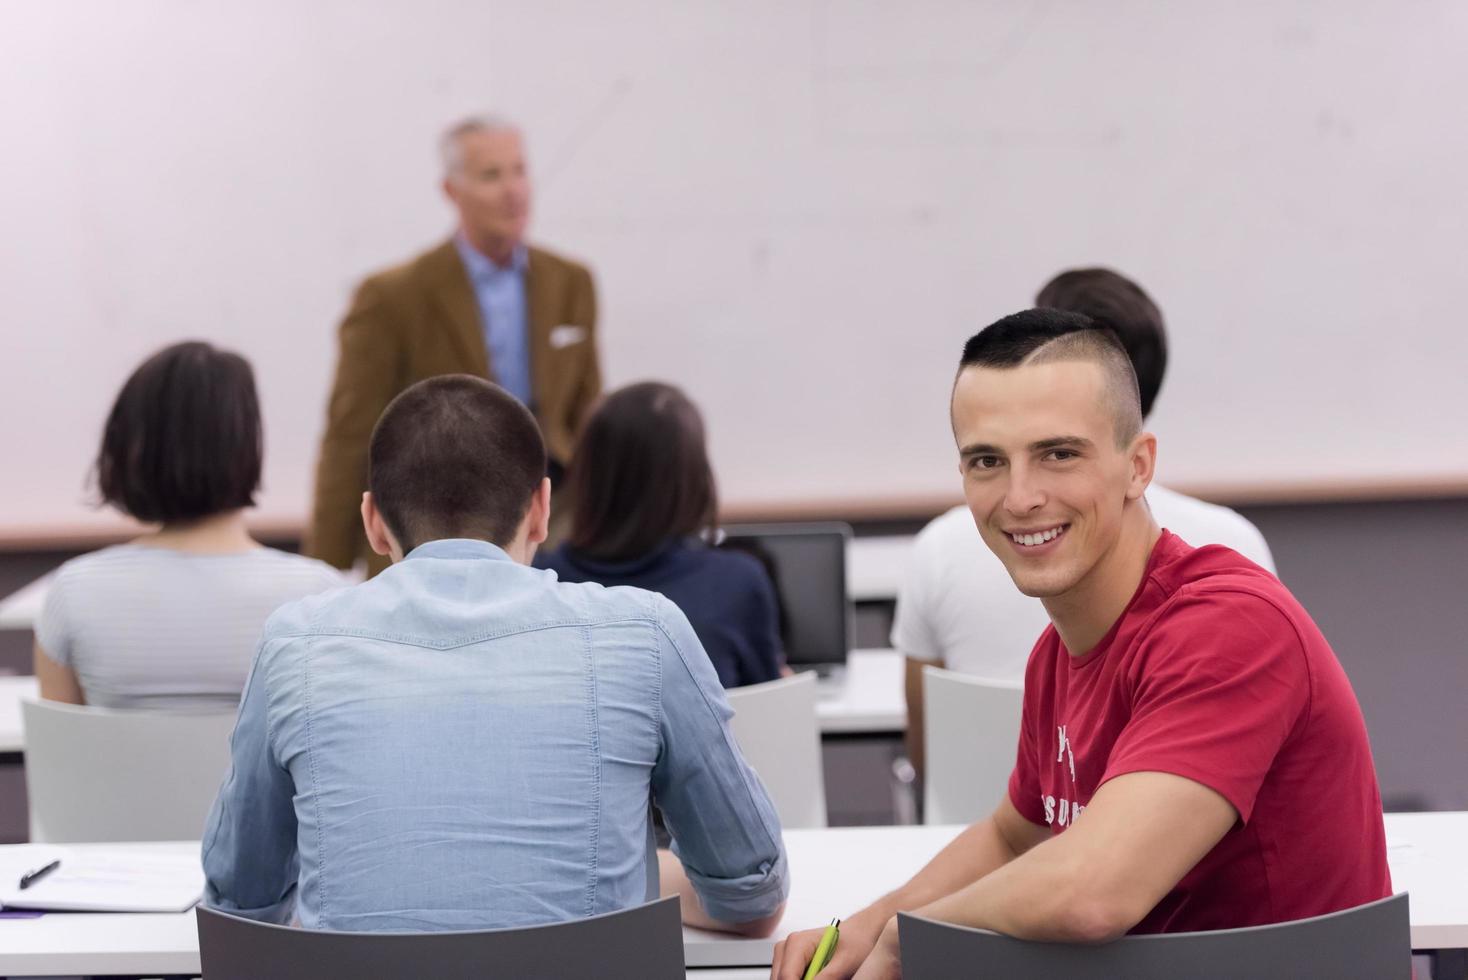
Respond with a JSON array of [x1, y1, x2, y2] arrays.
[[368, 375, 546, 551], [566, 382, 717, 562], [95, 341, 261, 524], [957, 308, 1143, 447], [1035, 267, 1167, 417]]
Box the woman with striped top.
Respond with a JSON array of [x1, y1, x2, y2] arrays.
[[33, 342, 345, 711]]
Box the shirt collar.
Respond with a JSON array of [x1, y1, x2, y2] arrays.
[[454, 233, 528, 281], [404, 538, 516, 563]]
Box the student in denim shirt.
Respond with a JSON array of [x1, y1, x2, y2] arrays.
[[203, 376, 788, 934]]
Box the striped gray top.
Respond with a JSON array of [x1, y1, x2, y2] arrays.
[[35, 544, 347, 711]]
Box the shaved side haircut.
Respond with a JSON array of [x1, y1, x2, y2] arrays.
[[956, 308, 1144, 447]]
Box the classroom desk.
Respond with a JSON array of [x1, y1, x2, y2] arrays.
[[0, 652, 906, 765], [1, 815, 1462, 976], [0, 534, 917, 633], [0, 675, 34, 761], [0, 657, 902, 749], [688, 816, 1468, 968], [0, 572, 50, 631], [815, 649, 905, 734], [846, 535, 913, 603]]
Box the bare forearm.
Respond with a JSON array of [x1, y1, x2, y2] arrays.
[[913, 836, 1112, 942], [772, 810, 1044, 980], [911, 773, 1238, 943], [857, 817, 1022, 927]]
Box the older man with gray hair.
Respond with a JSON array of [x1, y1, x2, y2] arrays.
[[308, 115, 600, 575]]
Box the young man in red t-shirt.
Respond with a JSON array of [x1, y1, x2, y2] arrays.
[[772, 310, 1391, 980]]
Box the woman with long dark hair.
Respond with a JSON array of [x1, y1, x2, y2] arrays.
[[537, 382, 784, 688]]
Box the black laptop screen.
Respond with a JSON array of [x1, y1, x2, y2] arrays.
[[718, 522, 852, 668]]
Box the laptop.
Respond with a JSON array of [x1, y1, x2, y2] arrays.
[[717, 522, 854, 680]]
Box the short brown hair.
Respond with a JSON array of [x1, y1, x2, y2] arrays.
[[565, 382, 717, 561], [95, 341, 261, 524], [368, 375, 546, 551]]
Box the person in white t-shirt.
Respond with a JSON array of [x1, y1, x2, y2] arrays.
[[893, 268, 1276, 774]]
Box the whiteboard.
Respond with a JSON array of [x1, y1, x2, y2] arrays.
[[3, 0, 1466, 539]]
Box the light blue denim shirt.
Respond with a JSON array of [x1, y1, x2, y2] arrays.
[[202, 539, 788, 932], [455, 235, 532, 406]]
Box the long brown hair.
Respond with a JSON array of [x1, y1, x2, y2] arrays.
[[565, 382, 717, 561]]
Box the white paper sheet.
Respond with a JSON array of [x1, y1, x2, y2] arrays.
[[0, 844, 203, 912]]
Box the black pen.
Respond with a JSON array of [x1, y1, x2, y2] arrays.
[[19, 859, 61, 890]]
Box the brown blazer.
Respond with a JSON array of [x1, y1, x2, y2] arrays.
[[305, 239, 600, 572]]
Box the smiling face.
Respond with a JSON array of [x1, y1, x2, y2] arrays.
[[952, 358, 1153, 602], [443, 128, 531, 256]]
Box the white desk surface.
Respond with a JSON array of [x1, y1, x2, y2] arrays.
[[682, 825, 956, 967], [0, 571, 51, 631], [1383, 810, 1468, 952], [0, 652, 905, 759], [0, 674, 36, 754], [0, 534, 918, 634], [0, 841, 202, 976], [815, 649, 905, 734], [846, 535, 913, 603], [1, 815, 1462, 976]]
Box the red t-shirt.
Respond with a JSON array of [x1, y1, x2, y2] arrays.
[[1008, 530, 1392, 933]]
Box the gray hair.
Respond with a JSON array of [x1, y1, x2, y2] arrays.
[[439, 114, 521, 179]]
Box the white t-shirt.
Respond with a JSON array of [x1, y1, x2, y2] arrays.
[[35, 544, 347, 711], [890, 484, 1277, 682]]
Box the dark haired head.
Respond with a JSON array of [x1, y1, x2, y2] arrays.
[[566, 382, 717, 562], [1035, 268, 1167, 417], [957, 309, 1143, 447], [95, 341, 261, 524], [368, 375, 546, 551], [958, 308, 1099, 367]]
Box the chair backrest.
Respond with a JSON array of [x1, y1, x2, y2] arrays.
[[21, 698, 236, 843], [898, 893, 1412, 980], [724, 671, 827, 828], [196, 896, 686, 980], [921, 666, 1023, 825]]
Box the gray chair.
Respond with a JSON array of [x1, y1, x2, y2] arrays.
[[897, 893, 1411, 980], [21, 698, 236, 842], [725, 671, 828, 828], [921, 666, 1023, 825], [196, 896, 686, 980]]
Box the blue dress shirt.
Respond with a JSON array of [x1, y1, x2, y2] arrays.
[[454, 236, 533, 406], [202, 539, 788, 932]]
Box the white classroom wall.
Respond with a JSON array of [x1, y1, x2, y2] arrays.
[[2, 1, 1466, 537]]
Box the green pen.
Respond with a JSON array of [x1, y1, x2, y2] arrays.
[[802, 918, 840, 980]]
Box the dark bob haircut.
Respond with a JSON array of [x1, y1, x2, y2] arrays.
[[566, 382, 717, 562], [95, 341, 262, 524], [1035, 267, 1168, 418], [368, 375, 547, 552]]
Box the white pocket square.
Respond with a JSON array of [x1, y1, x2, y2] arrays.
[[549, 325, 588, 349]]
